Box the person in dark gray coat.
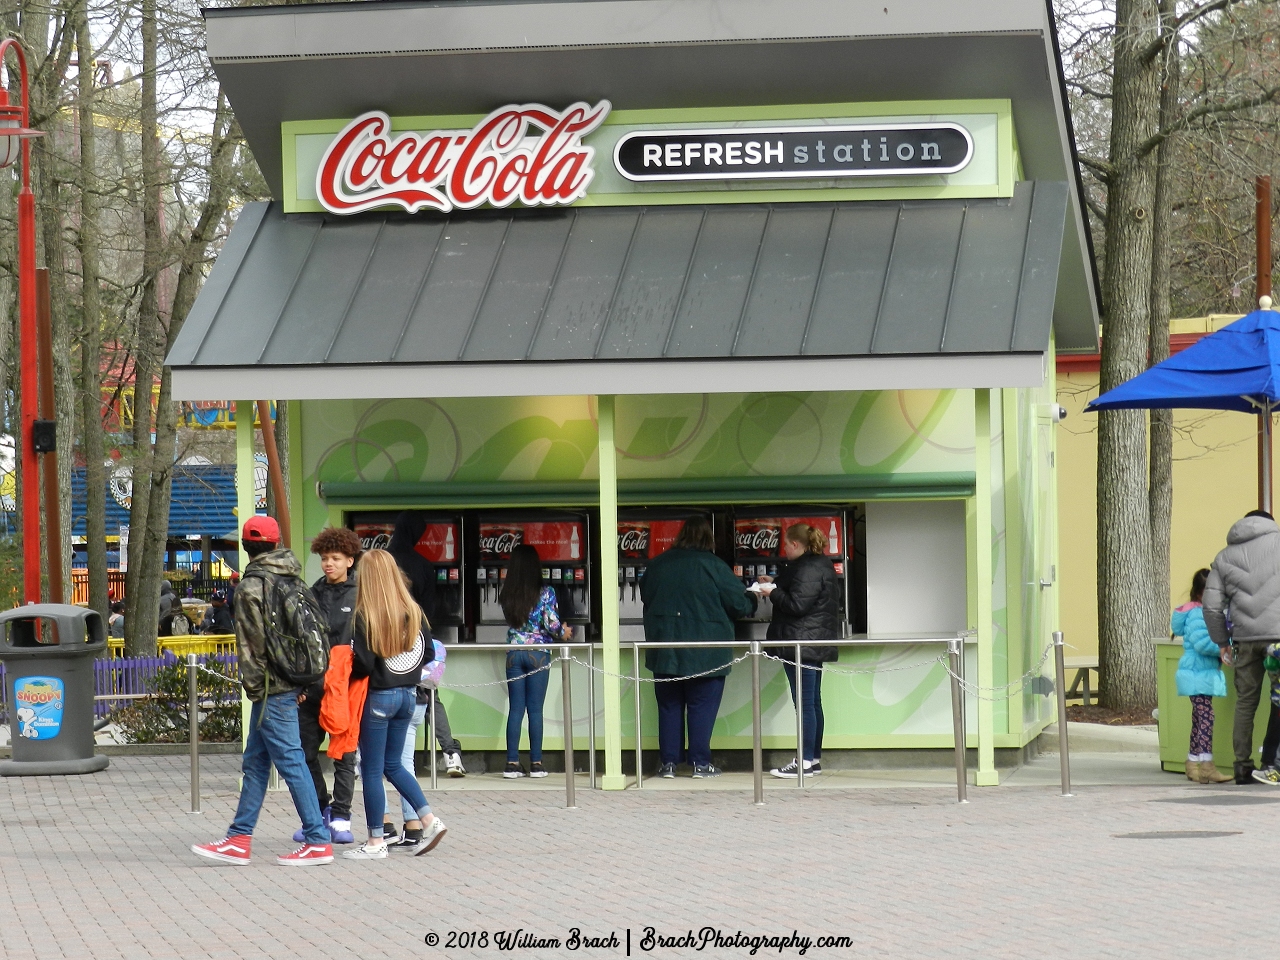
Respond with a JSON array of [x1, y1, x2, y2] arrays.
[[1203, 509, 1280, 783], [758, 523, 840, 779]]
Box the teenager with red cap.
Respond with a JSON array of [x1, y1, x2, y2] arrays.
[[192, 516, 333, 867]]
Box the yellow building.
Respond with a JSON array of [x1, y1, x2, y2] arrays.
[[1056, 314, 1263, 659]]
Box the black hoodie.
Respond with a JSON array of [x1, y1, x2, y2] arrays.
[[311, 570, 357, 647], [388, 511, 437, 625]]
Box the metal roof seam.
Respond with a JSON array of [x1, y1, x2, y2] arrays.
[[729, 206, 772, 357], [797, 207, 837, 357], [524, 209, 578, 360], [323, 217, 387, 364], [255, 216, 324, 364], [190, 203, 269, 365], [591, 208, 643, 359], [937, 204, 970, 353], [868, 206, 904, 354], [456, 217, 513, 360], [660, 208, 708, 358], [1010, 181, 1039, 352], [390, 218, 447, 361]]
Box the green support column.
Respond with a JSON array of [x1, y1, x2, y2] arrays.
[[287, 400, 305, 561], [236, 401, 256, 744], [974, 389, 998, 785], [597, 395, 625, 790]]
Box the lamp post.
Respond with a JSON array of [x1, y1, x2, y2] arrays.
[[0, 40, 46, 603]]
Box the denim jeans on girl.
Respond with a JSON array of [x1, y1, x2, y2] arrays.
[[506, 647, 551, 763], [229, 692, 328, 843], [782, 662, 825, 763], [400, 701, 428, 823], [358, 686, 431, 838]]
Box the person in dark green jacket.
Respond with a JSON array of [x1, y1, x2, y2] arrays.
[[640, 517, 756, 779]]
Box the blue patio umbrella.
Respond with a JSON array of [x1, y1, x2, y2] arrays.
[[1086, 301, 1280, 510]]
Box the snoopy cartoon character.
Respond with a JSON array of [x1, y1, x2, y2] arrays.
[[16, 706, 38, 739]]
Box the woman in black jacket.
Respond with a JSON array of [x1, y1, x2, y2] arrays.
[[759, 523, 840, 779]]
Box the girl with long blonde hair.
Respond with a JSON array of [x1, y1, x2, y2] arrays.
[[343, 549, 447, 859]]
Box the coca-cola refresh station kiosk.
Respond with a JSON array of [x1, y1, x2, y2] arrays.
[[172, 0, 1097, 787]]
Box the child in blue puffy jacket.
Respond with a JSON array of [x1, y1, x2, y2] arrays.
[[1173, 568, 1232, 783]]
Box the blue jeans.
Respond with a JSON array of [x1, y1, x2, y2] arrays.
[[229, 692, 327, 844], [653, 674, 726, 767], [506, 648, 551, 763], [358, 687, 431, 838], [400, 702, 428, 823], [783, 662, 824, 762]]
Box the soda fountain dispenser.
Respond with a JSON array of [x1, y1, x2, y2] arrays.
[[474, 512, 591, 642], [616, 510, 708, 639], [350, 513, 466, 643]]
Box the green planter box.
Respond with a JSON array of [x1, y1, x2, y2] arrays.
[[1155, 640, 1271, 774]]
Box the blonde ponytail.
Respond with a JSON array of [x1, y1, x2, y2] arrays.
[[785, 523, 827, 556]]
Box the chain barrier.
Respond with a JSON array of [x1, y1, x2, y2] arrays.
[[195, 663, 239, 686], [758, 651, 946, 676], [567, 652, 753, 683], [941, 642, 1057, 702], [438, 658, 556, 689]]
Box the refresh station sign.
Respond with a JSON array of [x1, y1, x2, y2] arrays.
[[613, 122, 973, 182]]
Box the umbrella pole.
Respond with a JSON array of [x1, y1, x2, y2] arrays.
[[1264, 408, 1274, 516]]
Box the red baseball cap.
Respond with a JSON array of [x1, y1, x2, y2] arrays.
[[242, 516, 281, 544]]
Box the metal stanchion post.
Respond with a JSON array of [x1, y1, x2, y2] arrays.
[[794, 643, 804, 788], [751, 640, 763, 806], [587, 641, 596, 789], [429, 689, 438, 791], [1054, 631, 1073, 797], [561, 645, 575, 809], [632, 642, 643, 789], [188, 654, 200, 815], [948, 639, 968, 803]]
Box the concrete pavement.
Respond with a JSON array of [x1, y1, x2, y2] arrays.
[[0, 748, 1273, 959]]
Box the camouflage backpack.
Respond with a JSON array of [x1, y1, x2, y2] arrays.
[[248, 570, 330, 687]]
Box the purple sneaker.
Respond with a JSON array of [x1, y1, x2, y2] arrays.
[[328, 817, 355, 844], [293, 806, 332, 844]]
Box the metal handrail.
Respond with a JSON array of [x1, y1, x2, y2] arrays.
[[437, 633, 974, 804]]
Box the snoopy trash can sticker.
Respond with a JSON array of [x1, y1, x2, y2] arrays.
[[14, 677, 65, 740]]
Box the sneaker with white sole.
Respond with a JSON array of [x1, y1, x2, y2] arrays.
[[342, 841, 389, 860], [529, 762, 549, 779], [192, 835, 252, 865], [409, 817, 447, 856], [276, 843, 334, 866], [770, 759, 820, 780], [445, 752, 466, 778], [691, 763, 722, 779], [503, 762, 527, 779], [1253, 766, 1280, 785]]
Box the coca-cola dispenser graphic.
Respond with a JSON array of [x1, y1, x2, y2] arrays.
[[349, 513, 465, 640], [616, 510, 704, 626], [474, 511, 590, 641], [731, 507, 848, 633]]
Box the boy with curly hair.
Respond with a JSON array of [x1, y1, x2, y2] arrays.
[[293, 526, 362, 844]]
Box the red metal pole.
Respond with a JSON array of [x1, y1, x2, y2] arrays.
[[18, 130, 39, 604], [36, 268, 63, 604]]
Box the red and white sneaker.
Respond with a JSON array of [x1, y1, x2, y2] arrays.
[[276, 842, 334, 866], [192, 835, 252, 865]]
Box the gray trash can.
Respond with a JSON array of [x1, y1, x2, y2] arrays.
[[0, 604, 110, 776]]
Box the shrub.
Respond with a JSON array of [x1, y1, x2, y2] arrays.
[[111, 660, 241, 743]]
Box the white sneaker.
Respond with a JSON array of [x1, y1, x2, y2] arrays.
[[445, 752, 466, 778], [341, 841, 388, 860], [769, 759, 819, 780], [409, 817, 448, 856]]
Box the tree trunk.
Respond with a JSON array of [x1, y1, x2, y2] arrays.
[[76, 4, 109, 617], [1148, 0, 1179, 625], [1098, 0, 1163, 710], [124, 0, 162, 656]]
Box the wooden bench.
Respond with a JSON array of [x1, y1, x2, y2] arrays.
[[1063, 656, 1099, 706]]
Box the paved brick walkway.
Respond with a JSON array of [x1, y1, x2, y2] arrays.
[[0, 755, 1271, 959]]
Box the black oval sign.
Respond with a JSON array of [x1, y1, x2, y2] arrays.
[[613, 123, 973, 182]]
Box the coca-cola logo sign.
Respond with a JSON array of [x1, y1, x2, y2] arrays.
[[478, 531, 523, 557], [618, 529, 649, 553], [316, 101, 611, 215], [736, 528, 780, 552]]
